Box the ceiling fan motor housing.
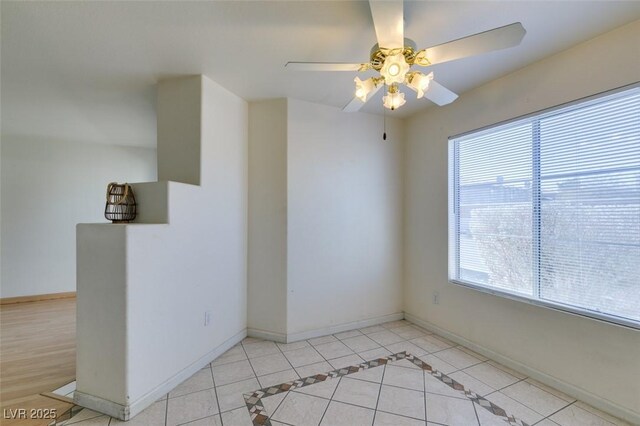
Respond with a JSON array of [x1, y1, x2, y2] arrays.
[[370, 38, 418, 71]]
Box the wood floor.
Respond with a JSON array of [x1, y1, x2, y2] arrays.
[[0, 298, 76, 413]]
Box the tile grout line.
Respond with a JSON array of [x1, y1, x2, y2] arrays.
[[239, 339, 270, 425], [245, 344, 303, 382], [370, 364, 387, 426], [267, 390, 291, 424], [533, 400, 578, 426], [492, 376, 529, 395], [424, 389, 482, 402], [271, 419, 296, 426], [303, 338, 335, 372], [317, 376, 342, 425], [60, 407, 103, 426], [373, 377, 466, 398], [341, 334, 382, 353], [312, 339, 360, 362], [165, 378, 231, 402], [376, 407, 431, 423], [524, 378, 577, 405], [281, 347, 334, 372], [472, 398, 482, 425], [438, 358, 528, 393], [265, 335, 305, 421], [275, 339, 302, 379], [305, 336, 348, 369], [176, 413, 220, 426], [484, 359, 529, 378], [241, 340, 272, 390], [423, 357, 429, 424], [240, 341, 262, 386], [524, 378, 571, 399], [484, 374, 555, 416], [209, 362, 223, 426]]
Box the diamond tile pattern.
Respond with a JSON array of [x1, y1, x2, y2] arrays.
[[61, 320, 628, 426], [242, 352, 534, 426]]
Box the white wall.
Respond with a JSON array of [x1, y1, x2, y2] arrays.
[[76, 75, 248, 419], [248, 99, 288, 337], [247, 99, 405, 340], [156, 77, 201, 186], [404, 21, 640, 422], [0, 138, 156, 298], [287, 99, 404, 336]]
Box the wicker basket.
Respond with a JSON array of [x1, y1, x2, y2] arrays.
[[105, 182, 136, 223]]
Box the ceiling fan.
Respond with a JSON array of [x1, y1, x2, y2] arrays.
[[286, 0, 526, 112]]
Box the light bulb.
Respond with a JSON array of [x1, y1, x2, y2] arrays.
[[407, 72, 434, 99], [380, 53, 409, 85], [354, 76, 377, 102], [383, 85, 406, 111]]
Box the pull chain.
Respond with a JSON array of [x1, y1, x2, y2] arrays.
[[383, 84, 387, 141]]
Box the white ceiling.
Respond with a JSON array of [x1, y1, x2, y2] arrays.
[[2, 1, 639, 148]]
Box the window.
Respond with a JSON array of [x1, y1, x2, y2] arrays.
[[448, 85, 640, 328]]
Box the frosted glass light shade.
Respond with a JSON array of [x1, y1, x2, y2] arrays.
[[407, 72, 434, 99], [380, 53, 409, 85], [383, 89, 406, 110], [354, 76, 377, 102]]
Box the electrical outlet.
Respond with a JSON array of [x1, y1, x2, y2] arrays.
[[433, 291, 440, 305], [204, 311, 211, 326]]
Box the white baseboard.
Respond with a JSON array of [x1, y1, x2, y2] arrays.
[[246, 327, 287, 343], [404, 313, 639, 425], [247, 312, 405, 344], [73, 391, 130, 420], [74, 329, 247, 420], [284, 312, 404, 343]]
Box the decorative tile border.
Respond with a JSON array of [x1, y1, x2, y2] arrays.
[[243, 351, 529, 426]]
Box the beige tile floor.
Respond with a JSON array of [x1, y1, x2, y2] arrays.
[[58, 320, 632, 426]]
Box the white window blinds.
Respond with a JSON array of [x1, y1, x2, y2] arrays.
[[449, 85, 640, 328]]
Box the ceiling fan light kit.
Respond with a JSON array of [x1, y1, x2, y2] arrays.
[[407, 71, 434, 99], [382, 84, 406, 111], [286, 0, 526, 113], [380, 51, 410, 85], [368, 43, 439, 109], [354, 76, 382, 102]]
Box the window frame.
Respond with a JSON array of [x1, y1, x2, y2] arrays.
[[448, 82, 640, 330]]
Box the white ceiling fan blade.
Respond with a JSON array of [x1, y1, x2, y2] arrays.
[[416, 22, 526, 66], [342, 84, 383, 112], [369, 0, 404, 49], [285, 62, 365, 71], [424, 81, 458, 106]]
